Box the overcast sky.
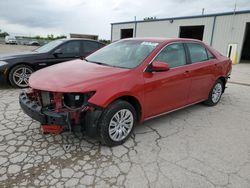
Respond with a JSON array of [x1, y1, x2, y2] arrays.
[[0, 0, 249, 39]]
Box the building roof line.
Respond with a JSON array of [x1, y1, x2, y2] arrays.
[[111, 9, 250, 25]]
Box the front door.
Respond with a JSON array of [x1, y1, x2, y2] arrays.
[[143, 43, 191, 118], [38, 40, 82, 68], [52, 40, 82, 63]]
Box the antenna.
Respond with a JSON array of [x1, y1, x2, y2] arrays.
[[234, 0, 237, 14], [202, 8, 205, 15]]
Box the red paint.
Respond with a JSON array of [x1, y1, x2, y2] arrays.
[[41, 124, 64, 134], [150, 61, 170, 72], [29, 38, 232, 122], [53, 93, 63, 111]]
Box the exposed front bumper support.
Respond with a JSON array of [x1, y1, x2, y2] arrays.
[[19, 92, 71, 127]]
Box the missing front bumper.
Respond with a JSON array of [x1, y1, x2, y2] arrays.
[[19, 91, 70, 126], [19, 91, 103, 136]]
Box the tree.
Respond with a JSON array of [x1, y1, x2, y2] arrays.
[[0, 29, 9, 37], [35, 35, 41, 39], [54, 35, 67, 39], [47, 34, 54, 40], [99, 39, 111, 44]]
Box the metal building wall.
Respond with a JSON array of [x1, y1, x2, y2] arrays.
[[212, 14, 250, 63], [111, 12, 250, 63], [135, 17, 214, 45], [111, 17, 215, 43], [111, 23, 136, 42]]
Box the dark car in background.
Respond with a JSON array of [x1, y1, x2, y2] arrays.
[[0, 38, 105, 88], [27, 40, 40, 46]]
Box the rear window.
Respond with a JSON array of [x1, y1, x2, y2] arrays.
[[187, 43, 209, 63], [83, 41, 100, 54]]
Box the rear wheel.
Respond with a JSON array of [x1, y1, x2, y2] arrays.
[[9, 64, 34, 88], [98, 100, 136, 146], [204, 79, 223, 106]]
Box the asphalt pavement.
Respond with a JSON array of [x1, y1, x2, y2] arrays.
[[0, 45, 250, 187]]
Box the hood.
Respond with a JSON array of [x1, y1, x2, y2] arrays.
[[29, 60, 130, 92], [0, 51, 39, 61]]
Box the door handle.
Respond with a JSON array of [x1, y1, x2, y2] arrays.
[[183, 70, 190, 75]]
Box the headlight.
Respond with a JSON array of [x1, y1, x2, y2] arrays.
[[0, 61, 8, 66], [63, 92, 95, 109]]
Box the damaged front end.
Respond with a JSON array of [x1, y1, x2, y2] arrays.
[[19, 89, 102, 136]]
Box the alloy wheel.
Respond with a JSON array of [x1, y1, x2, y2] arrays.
[[212, 83, 222, 103], [108, 109, 134, 142], [12, 67, 33, 87]]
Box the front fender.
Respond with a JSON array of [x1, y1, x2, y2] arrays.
[[88, 90, 143, 108]]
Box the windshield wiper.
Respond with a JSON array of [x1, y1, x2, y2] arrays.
[[85, 59, 128, 69], [86, 60, 111, 67]]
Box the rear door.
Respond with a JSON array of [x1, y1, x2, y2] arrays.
[[185, 42, 217, 103], [55, 40, 82, 61], [143, 42, 192, 118]]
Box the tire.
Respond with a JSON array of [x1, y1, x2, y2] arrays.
[[8, 64, 34, 88], [98, 100, 137, 146], [204, 79, 223, 106]]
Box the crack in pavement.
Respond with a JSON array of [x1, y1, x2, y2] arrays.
[[0, 84, 250, 187]]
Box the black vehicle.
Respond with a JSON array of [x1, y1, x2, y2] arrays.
[[27, 40, 40, 46], [0, 38, 105, 88]]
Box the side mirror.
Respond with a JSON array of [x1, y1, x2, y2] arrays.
[[53, 48, 62, 56], [146, 61, 170, 72]]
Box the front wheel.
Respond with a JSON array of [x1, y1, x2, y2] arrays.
[[204, 79, 223, 106], [98, 100, 137, 146], [8, 64, 34, 88]]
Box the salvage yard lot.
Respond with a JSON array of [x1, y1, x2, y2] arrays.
[[0, 45, 250, 187], [0, 44, 37, 54]]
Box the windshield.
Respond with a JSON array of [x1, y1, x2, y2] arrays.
[[85, 40, 159, 69], [35, 40, 64, 53]]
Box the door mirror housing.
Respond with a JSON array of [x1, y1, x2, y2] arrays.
[[147, 61, 170, 72], [53, 48, 62, 56]]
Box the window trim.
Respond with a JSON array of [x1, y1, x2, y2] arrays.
[[53, 40, 82, 55], [184, 42, 216, 64], [206, 48, 216, 60], [144, 41, 188, 72]]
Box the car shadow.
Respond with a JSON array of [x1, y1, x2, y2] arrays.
[[0, 81, 22, 90], [0, 82, 14, 89], [133, 103, 206, 134]]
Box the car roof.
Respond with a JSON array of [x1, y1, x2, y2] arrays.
[[57, 38, 105, 45], [122, 37, 203, 44], [61, 38, 101, 42]]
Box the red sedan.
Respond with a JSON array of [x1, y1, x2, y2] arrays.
[[19, 38, 232, 146]]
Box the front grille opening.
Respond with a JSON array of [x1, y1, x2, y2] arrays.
[[40, 91, 53, 108]]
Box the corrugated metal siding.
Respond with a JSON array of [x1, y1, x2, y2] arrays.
[[112, 17, 214, 44], [136, 17, 214, 44], [212, 13, 250, 63], [112, 13, 250, 63], [111, 23, 136, 41]]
